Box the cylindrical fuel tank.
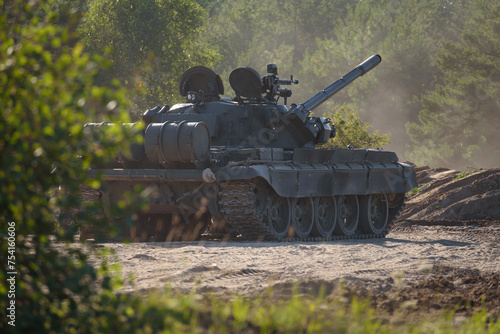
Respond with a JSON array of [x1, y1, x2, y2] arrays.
[[144, 121, 210, 164]]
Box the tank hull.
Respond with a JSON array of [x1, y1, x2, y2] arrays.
[[89, 147, 416, 241]]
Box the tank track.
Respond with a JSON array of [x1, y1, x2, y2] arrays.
[[219, 182, 272, 241], [219, 181, 401, 242], [78, 182, 405, 243]]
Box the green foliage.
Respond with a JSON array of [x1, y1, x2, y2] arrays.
[[202, 0, 350, 68], [79, 0, 220, 113], [406, 0, 500, 168], [0, 0, 133, 332], [453, 171, 474, 181], [17, 284, 498, 333], [322, 105, 390, 149], [408, 186, 423, 196]]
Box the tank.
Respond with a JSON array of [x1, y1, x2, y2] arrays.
[[83, 54, 417, 242]]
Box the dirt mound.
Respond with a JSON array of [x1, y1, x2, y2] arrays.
[[396, 167, 500, 223], [375, 265, 500, 317], [376, 264, 500, 316], [266, 264, 500, 318]]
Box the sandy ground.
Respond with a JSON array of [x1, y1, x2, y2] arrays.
[[91, 222, 500, 312]]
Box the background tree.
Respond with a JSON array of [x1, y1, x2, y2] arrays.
[[199, 0, 351, 102], [304, 0, 464, 155], [79, 0, 220, 113], [406, 0, 500, 168]]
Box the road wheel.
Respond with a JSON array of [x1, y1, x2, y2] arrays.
[[359, 194, 389, 234], [311, 196, 337, 238], [265, 191, 291, 239], [291, 197, 314, 238], [334, 195, 359, 236]]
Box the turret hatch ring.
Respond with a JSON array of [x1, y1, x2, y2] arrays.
[[179, 66, 224, 97], [229, 66, 263, 99]]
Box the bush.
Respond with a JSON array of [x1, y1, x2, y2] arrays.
[[321, 104, 390, 149], [0, 1, 132, 332]]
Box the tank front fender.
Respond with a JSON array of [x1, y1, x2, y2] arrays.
[[214, 163, 414, 198], [214, 165, 271, 183]]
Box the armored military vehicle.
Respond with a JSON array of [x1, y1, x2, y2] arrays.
[[84, 54, 417, 242]]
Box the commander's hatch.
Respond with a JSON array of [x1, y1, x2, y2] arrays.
[[179, 66, 224, 103], [229, 67, 265, 103]]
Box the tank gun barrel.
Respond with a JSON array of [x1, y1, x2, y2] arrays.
[[289, 54, 381, 122]]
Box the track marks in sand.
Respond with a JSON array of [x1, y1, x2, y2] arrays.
[[210, 268, 272, 281], [129, 254, 158, 261]]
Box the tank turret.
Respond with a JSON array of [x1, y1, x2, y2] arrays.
[[83, 55, 417, 242]]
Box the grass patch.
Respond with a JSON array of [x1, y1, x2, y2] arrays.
[[60, 284, 499, 333], [453, 171, 474, 180], [408, 186, 423, 196]]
